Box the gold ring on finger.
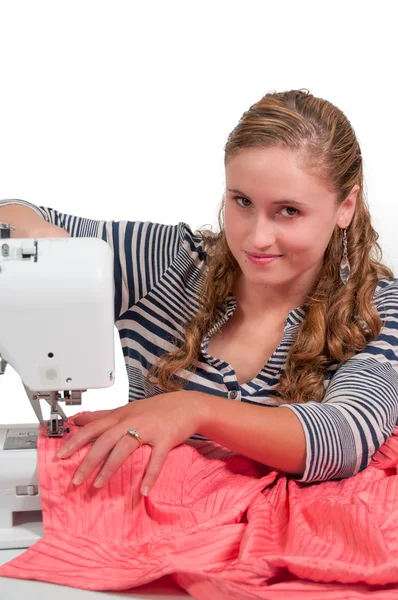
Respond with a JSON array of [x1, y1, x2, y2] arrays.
[[126, 428, 143, 446]]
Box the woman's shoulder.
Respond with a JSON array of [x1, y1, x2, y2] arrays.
[[374, 277, 398, 302], [177, 221, 217, 262], [373, 278, 398, 322]]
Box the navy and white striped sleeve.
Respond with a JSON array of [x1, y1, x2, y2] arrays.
[[0, 199, 182, 321], [279, 279, 398, 484]]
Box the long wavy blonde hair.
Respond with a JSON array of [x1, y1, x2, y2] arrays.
[[148, 89, 394, 404]]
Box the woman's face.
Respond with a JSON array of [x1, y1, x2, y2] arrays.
[[224, 146, 357, 296]]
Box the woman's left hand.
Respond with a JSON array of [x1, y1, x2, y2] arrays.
[[55, 391, 205, 496]]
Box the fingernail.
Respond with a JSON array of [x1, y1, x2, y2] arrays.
[[56, 448, 68, 458], [72, 474, 84, 486], [93, 477, 104, 488], [141, 485, 149, 496]]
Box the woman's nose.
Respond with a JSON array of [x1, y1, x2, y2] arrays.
[[249, 218, 276, 250]]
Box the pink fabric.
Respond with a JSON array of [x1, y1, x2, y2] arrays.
[[1, 417, 398, 598]]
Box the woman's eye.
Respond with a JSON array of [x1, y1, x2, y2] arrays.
[[281, 206, 300, 217], [234, 196, 252, 208]]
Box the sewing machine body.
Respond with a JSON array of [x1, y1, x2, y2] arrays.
[[0, 234, 116, 549]]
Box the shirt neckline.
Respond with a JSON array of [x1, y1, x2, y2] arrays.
[[200, 294, 307, 393]]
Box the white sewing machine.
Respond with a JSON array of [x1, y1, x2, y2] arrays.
[[0, 224, 192, 599], [0, 224, 115, 550]]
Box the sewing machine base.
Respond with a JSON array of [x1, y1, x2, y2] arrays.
[[0, 510, 43, 550], [0, 424, 43, 549]]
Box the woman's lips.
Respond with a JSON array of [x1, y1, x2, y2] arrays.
[[245, 252, 282, 265]]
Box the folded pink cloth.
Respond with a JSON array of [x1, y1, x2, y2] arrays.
[[1, 416, 398, 599]]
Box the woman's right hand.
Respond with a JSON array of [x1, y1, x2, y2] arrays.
[[30, 221, 70, 238], [0, 204, 70, 238]]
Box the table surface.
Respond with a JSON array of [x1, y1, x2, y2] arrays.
[[0, 548, 191, 599]]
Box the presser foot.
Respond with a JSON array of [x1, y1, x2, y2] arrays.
[[23, 385, 71, 437], [47, 411, 70, 437]]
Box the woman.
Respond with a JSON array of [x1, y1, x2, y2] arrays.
[[0, 88, 397, 498]]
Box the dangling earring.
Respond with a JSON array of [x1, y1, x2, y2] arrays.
[[339, 227, 350, 285]]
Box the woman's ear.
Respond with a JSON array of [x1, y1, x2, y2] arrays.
[[336, 184, 360, 228]]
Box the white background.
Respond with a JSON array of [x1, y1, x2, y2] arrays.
[[0, 0, 397, 425]]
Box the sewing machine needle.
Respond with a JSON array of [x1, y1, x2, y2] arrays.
[[44, 397, 68, 422]]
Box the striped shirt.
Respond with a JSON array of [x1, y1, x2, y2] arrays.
[[2, 198, 398, 484]]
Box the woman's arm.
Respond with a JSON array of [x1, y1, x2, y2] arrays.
[[196, 394, 307, 475], [0, 199, 184, 321]]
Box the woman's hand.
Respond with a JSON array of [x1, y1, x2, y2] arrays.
[[55, 391, 206, 496]]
